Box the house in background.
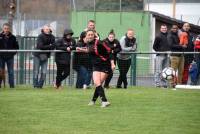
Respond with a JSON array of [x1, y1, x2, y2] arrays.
[[144, 0, 200, 26], [71, 10, 200, 79]]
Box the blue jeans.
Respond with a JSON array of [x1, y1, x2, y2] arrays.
[[33, 56, 48, 88], [0, 57, 15, 88], [154, 55, 169, 87], [194, 54, 200, 85], [86, 69, 92, 86], [76, 66, 92, 88]]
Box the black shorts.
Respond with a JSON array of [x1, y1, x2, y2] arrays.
[[93, 64, 112, 74]]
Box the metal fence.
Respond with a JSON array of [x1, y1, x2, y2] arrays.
[[2, 49, 199, 88], [0, 50, 136, 87], [1, 36, 199, 87]]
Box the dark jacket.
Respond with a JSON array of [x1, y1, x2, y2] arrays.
[[183, 30, 194, 64], [153, 32, 170, 54], [74, 41, 92, 70], [0, 32, 19, 59], [55, 37, 76, 65], [33, 32, 55, 58], [104, 38, 121, 64], [167, 31, 183, 56]]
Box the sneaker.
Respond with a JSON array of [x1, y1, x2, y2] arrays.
[[101, 101, 111, 108], [116, 86, 122, 89], [53, 81, 61, 89], [88, 101, 95, 106], [53, 81, 57, 88], [83, 84, 87, 90]]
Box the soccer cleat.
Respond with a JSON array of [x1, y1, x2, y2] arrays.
[[101, 101, 111, 108], [88, 101, 95, 106]]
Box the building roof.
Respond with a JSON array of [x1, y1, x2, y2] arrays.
[[150, 11, 200, 34]]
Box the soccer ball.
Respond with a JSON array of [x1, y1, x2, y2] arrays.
[[161, 67, 175, 80]]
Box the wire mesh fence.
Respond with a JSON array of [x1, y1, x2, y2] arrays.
[[1, 47, 199, 88]]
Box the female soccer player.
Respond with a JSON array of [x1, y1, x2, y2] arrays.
[[76, 30, 115, 107]]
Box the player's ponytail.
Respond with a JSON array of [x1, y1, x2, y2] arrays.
[[108, 29, 115, 36]]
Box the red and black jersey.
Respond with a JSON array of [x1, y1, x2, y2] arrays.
[[87, 39, 113, 67], [103, 38, 121, 64]]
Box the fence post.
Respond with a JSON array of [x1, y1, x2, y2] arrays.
[[19, 36, 24, 84], [130, 53, 136, 86], [69, 51, 74, 87]]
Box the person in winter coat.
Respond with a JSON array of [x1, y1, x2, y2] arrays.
[[153, 24, 170, 88], [117, 28, 136, 89], [54, 29, 76, 89], [80, 20, 100, 40], [75, 31, 92, 89], [75, 20, 99, 89], [189, 61, 198, 85], [0, 23, 19, 88], [168, 25, 185, 86], [180, 23, 194, 84], [33, 25, 55, 88], [103, 29, 121, 89], [192, 35, 200, 85]]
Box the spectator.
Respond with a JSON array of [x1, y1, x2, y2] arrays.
[[189, 60, 198, 85], [191, 34, 200, 85], [153, 24, 170, 88], [76, 20, 99, 88], [180, 23, 194, 84], [33, 25, 55, 88], [0, 23, 19, 88], [54, 29, 76, 89], [81, 20, 100, 40], [103, 29, 121, 89], [167, 24, 185, 86], [117, 28, 136, 89], [75, 31, 92, 89]]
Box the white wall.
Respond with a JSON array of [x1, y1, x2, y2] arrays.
[[145, 3, 200, 25]]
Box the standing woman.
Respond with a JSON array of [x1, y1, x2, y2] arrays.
[[103, 29, 121, 89], [75, 32, 93, 89], [54, 29, 76, 89], [76, 30, 115, 107], [117, 28, 137, 89]]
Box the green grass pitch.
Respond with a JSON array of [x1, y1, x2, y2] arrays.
[[0, 86, 200, 134]]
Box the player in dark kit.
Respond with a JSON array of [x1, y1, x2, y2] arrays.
[[76, 30, 115, 108]]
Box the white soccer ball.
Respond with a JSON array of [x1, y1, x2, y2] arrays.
[[161, 67, 175, 80]]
